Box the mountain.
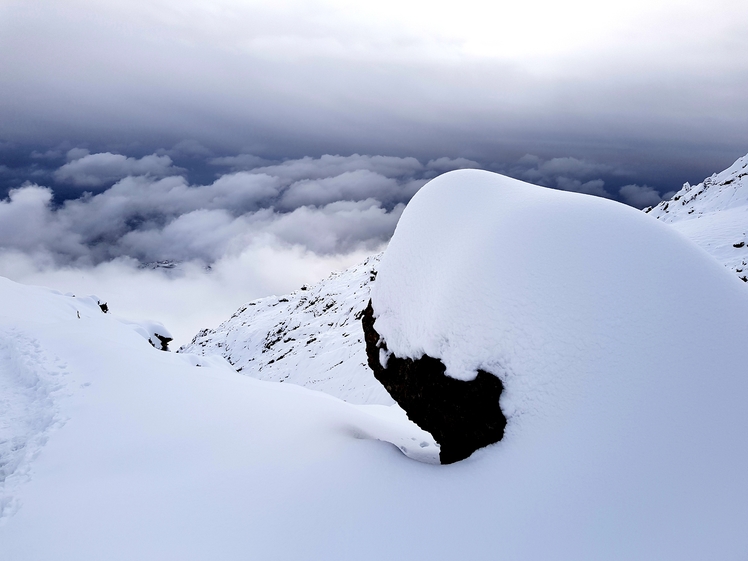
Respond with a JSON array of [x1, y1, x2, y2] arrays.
[[4, 169, 748, 558], [645, 152, 748, 280], [179, 254, 392, 405], [184, 153, 748, 405]]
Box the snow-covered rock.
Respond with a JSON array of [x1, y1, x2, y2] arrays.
[[179, 254, 392, 404], [366, 169, 748, 537], [646, 152, 748, 280]]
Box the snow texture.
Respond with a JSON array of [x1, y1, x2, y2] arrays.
[[646, 152, 748, 280], [180, 254, 392, 404]]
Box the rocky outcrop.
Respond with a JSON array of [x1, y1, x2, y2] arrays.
[[179, 254, 391, 405], [362, 300, 506, 464]]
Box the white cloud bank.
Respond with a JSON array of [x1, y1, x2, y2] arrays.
[[55, 151, 182, 187], [0, 149, 673, 344], [0, 152, 474, 344]]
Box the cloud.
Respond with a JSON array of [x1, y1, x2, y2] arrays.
[[265, 199, 405, 254], [0, 185, 86, 259], [209, 154, 273, 170], [0, 152, 431, 268], [278, 170, 402, 210], [249, 154, 425, 183], [0, 243, 375, 347], [2, 0, 744, 194], [0, 143, 700, 348], [555, 177, 611, 198], [426, 157, 481, 172], [54, 152, 182, 187], [619, 184, 665, 208], [509, 154, 615, 198], [0, 149, 423, 345]]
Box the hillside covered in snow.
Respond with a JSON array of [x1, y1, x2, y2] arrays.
[[646, 152, 748, 280], [3, 167, 748, 558], [186, 153, 748, 407], [179, 254, 390, 404]]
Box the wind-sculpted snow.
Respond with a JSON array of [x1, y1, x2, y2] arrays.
[[180, 254, 393, 405], [646, 152, 748, 280]]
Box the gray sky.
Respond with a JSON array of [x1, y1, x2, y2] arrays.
[[1, 0, 747, 342], [2, 0, 747, 181]]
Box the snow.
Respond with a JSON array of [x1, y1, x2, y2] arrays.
[[0, 276, 443, 559], [180, 254, 392, 404], [2, 168, 748, 558], [646, 152, 748, 280], [368, 169, 748, 553]]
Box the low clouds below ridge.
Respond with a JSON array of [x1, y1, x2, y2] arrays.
[[0, 149, 676, 269], [0, 148, 679, 344], [55, 150, 182, 187]]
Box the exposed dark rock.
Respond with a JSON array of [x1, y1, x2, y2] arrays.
[[149, 333, 173, 352], [98, 301, 109, 313], [362, 300, 506, 464]]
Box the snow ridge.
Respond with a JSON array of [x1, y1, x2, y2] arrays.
[[0, 329, 66, 520], [179, 254, 392, 405], [646, 152, 748, 280]]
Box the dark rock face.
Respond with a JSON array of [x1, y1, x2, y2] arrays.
[[149, 333, 173, 352], [362, 300, 506, 464]]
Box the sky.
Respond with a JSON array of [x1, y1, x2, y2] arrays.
[[1, 0, 747, 344]]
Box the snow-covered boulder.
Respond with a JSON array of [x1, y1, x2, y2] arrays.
[[367, 168, 748, 467]]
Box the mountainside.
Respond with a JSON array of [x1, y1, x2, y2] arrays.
[[646, 152, 748, 280], [179, 254, 391, 405], [4, 169, 748, 557], [185, 153, 748, 403]]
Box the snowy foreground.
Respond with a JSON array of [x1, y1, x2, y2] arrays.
[[3, 169, 748, 558]]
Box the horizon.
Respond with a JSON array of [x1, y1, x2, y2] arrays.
[[1, 0, 747, 342]]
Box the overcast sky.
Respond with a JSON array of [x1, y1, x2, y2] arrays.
[[1, 0, 747, 343]]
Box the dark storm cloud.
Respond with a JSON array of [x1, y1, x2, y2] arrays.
[[0, 0, 747, 280], [55, 151, 182, 187], [0, 142, 688, 274], [1, 0, 746, 193], [0, 152, 472, 266], [619, 184, 673, 209]]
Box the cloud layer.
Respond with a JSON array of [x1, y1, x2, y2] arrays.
[[0, 147, 686, 344], [1, 149, 677, 268], [1, 0, 746, 190]]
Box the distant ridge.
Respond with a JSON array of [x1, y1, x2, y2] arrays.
[[646, 152, 748, 281], [183, 153, 748, 401], [179, 254, 391, 404]]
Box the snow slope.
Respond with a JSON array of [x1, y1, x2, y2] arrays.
[[180, 254, 392, 404], [646, 152, 748, 280], [2, 169, 748, 559], [0, 277, 438, 559]]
